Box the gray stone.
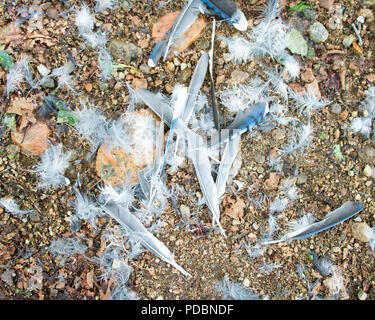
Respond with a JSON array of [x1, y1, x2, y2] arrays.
[[108, 39, 142, 63], [331, 103, 342, 114], [176, 68, 192, 83], [121, 0, 133, 11], [285, 29, 308, 56], [40, 77, 55, 88], [342, 35, 356, 48], [254, 154, 265, 164], [363, 165, 373, 177], [195, 40, 210, 50], [296, 173, 308, 185], [308, 22, 329, 43], [0, 269, 13, 286], [358, 290, 368, 300], [180, 204, 190, 220], [139, 64, 150, 75], [37, 64, 51, 76], [303, 8, 317, 20], [46, 8, 58, 19]]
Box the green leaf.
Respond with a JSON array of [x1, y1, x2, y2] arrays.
[[0, 50, 14, 69], [56, 102, 76, 126], [307, 47, 315, 57], [2, 113, 17, 132], [8, 153, 19, 159], [333, 144, 345, 162], [319, 132, 326, 140], [57, 108, 76, 126], [289, 1, 311, 12]]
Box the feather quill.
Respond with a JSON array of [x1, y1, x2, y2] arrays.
[[139, 119, 165, 200], [215, 109, 245, 197], [102, 202, 192, 277], [262, 201, 365, 244], [163, 0, 202, 61]]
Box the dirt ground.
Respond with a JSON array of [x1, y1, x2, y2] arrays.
[[0, 0, 375, 300]]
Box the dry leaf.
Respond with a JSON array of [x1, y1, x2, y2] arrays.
[[223, 196, 246, 221], [152, 11, 180, 42], [352, 42, 363, 55], [86, 270, 95, 289], [96, 109, 157, 186], [264, 172, 281, 190], [84, 83, 93, 92], [0, 22, 23, 44], [7, 97, 37, 130], [151, 11, 207, 57]]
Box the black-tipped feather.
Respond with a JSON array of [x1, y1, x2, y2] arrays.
[[201, 0, 248, 31]]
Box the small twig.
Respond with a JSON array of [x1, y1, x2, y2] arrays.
[[326, 50, 346, 55], [87, 178, 102, 192]]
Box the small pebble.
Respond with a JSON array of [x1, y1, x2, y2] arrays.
[[358, 290, 367, 300], [180, 204, 190, 220], [331, 103, 342, 114], [166, 62, 175, 72], [363, 165, 373, 178], [243, 278, 250, 287], [296, 173, 308, 185], [357, 16, 365, 24], [342, 35, 356, 48], [308, 22, 329, 43]]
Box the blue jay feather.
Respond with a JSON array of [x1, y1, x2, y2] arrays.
[[201, 0, 248, 31], [290, 201, 365, 241], [210, 101, 269, 148], [201, 0, 236, 20], [148, 39, 167, 68], [263, 201, 365, 244]]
